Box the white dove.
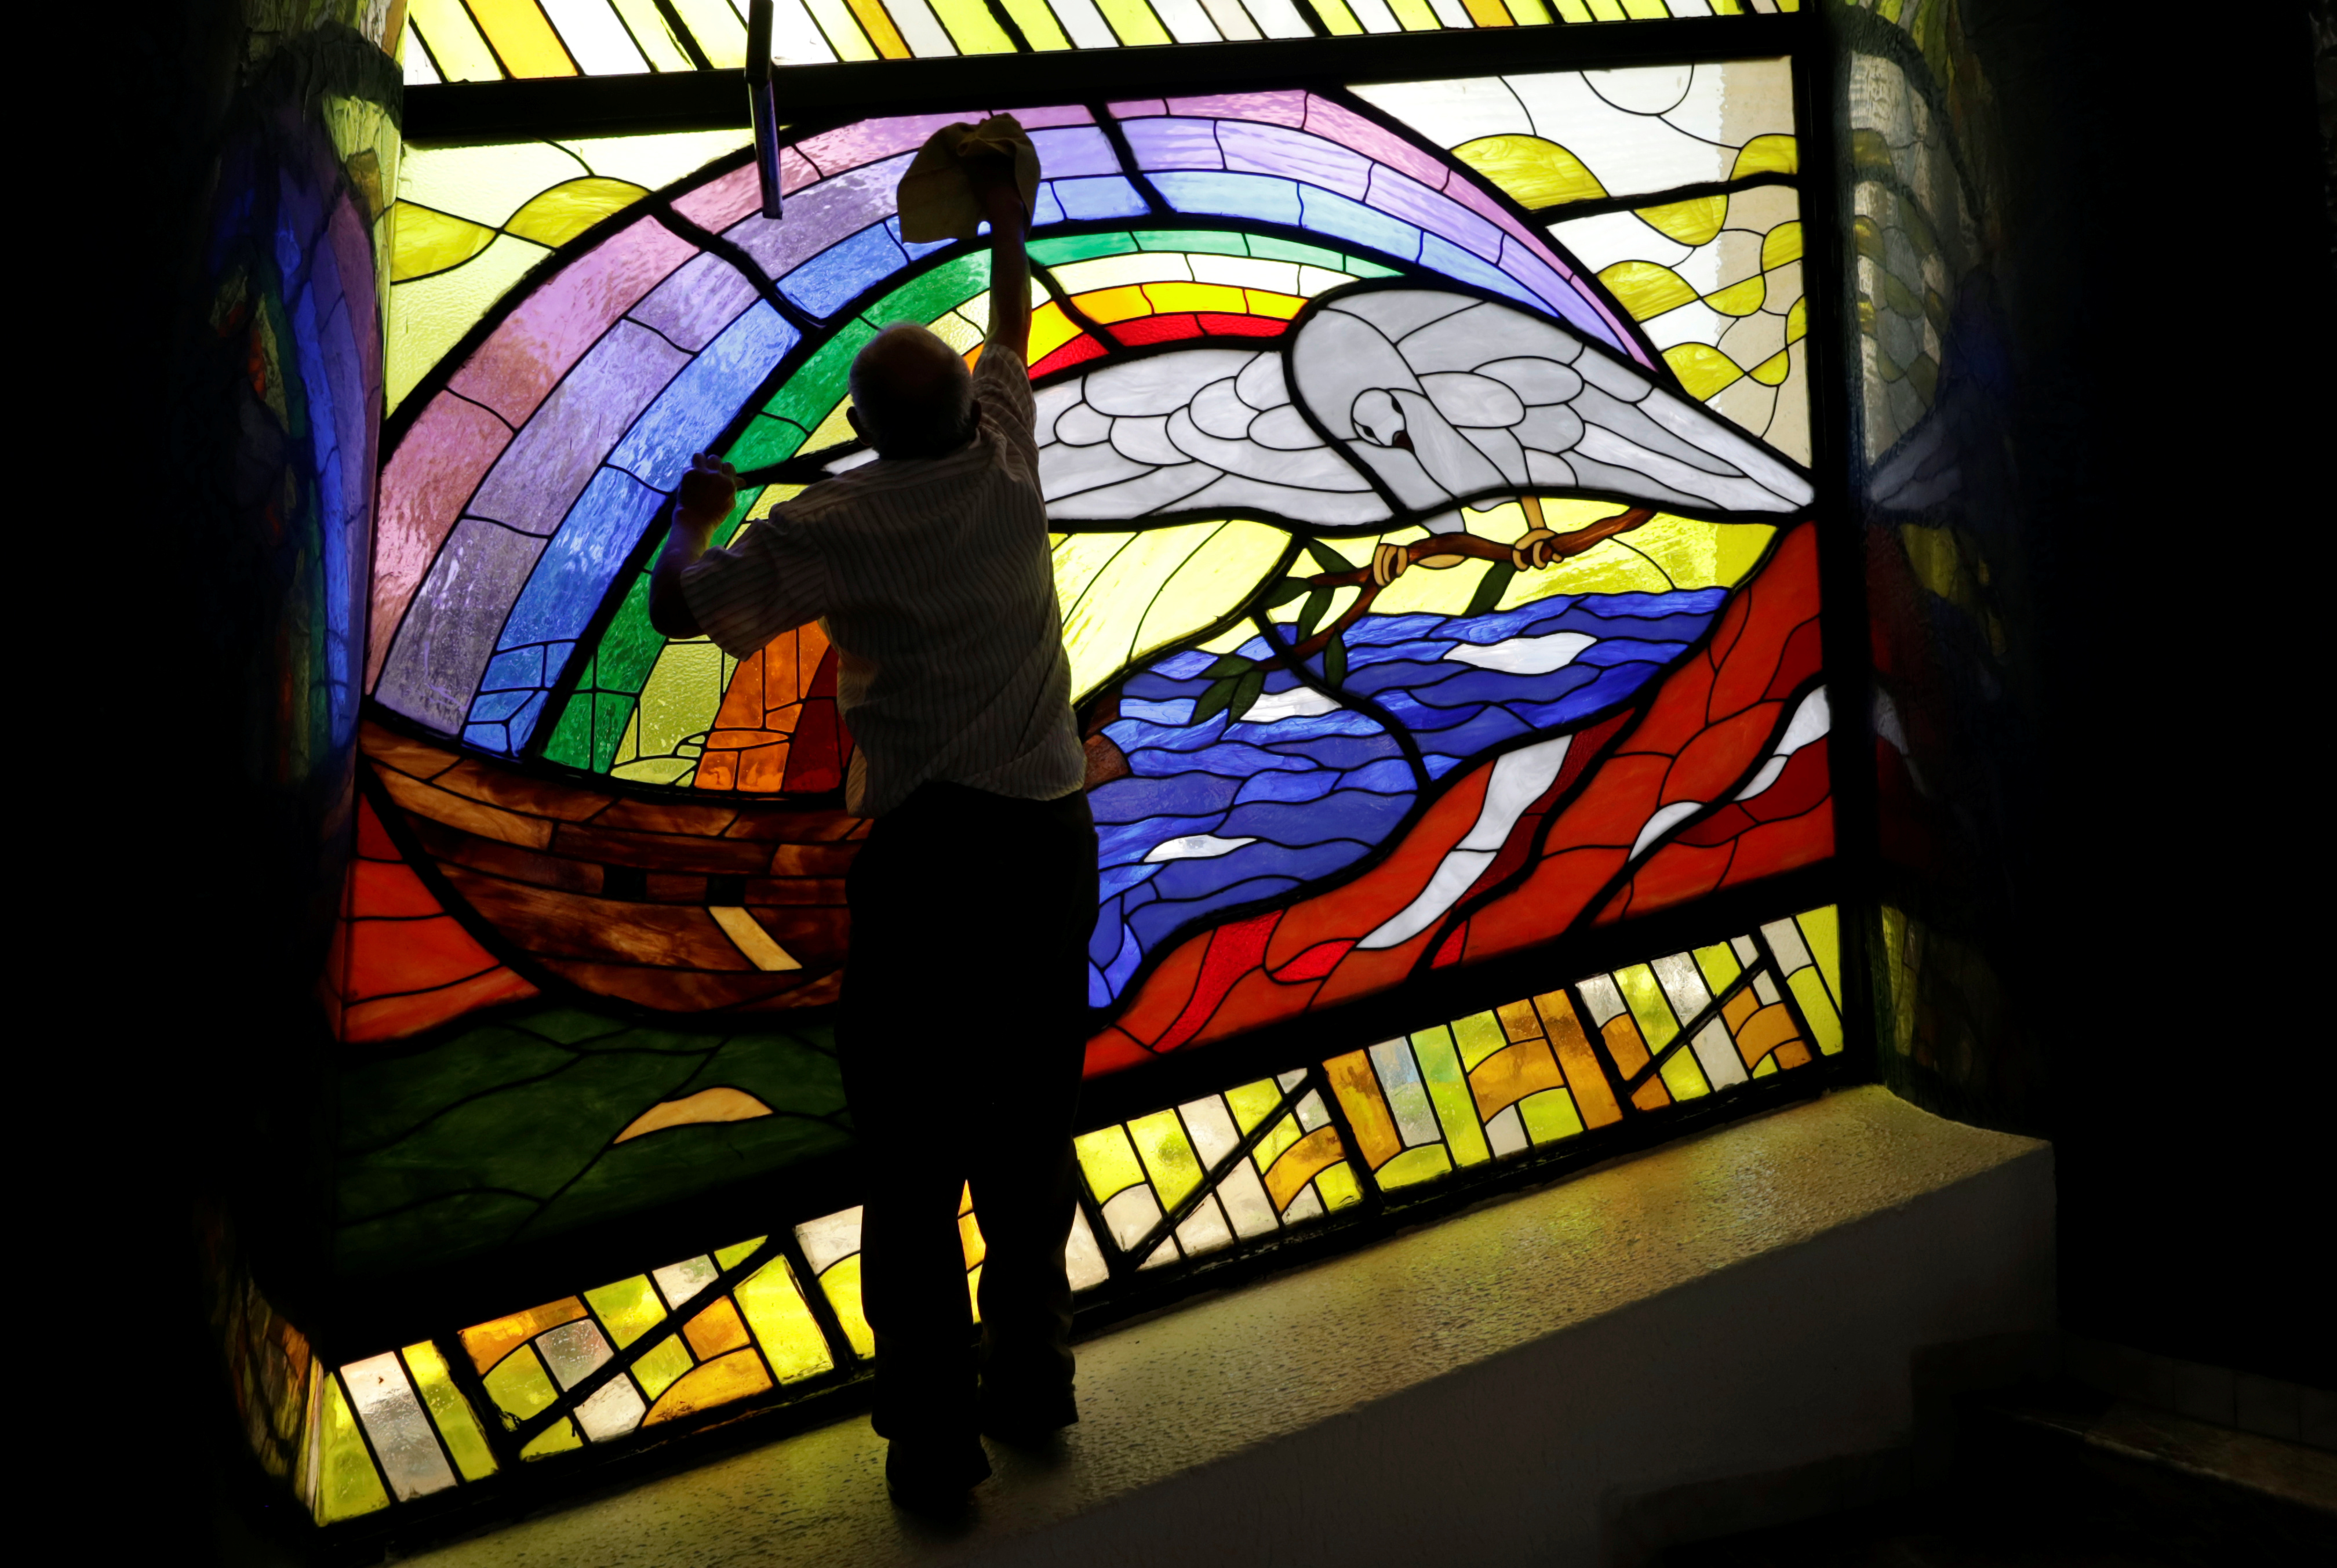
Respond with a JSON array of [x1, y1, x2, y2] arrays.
[[1032, 285, 1814, 539]]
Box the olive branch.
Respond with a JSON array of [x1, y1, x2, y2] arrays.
[[1191, 505, 1655, 726]]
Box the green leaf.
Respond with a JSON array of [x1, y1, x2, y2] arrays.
[[1296, 588, 1334, 642], [1201, 653, 1254, 680], [1324, 634, 1348, 687], [1465, 562, 1516, 619], [1229, 667, 1268, 722], [1192, 676, 1240, 726], [1301, 537, 1351, 576], [1262, 579, 1309, 608]]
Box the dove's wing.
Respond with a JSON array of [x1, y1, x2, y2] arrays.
[[1037, 348, 1389, 525], [1293, 290, 1815, 518]]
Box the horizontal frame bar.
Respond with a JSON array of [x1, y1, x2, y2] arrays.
[[402, 13, 1803, 143]]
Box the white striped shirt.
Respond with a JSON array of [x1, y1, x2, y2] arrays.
[[680, 345, 1084, 817]]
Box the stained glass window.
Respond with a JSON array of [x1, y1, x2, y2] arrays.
[[232, 16, 1859, 1530]]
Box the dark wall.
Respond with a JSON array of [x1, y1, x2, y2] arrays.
[[1843, 0, 2328, 1387], [93, 2, 401, 1559], [2015, 6, 2327, 1388]]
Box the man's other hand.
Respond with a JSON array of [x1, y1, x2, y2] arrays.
[[677, 452, 738, 527]]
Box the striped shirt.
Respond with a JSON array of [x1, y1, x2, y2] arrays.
[[680, 344, 1084, 817]]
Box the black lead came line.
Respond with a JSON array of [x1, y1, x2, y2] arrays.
[[1034, 259, 1129, 352], [1249, 605, 1432, 793], [1528, 170, 1801, 225], [1619, 968, 1762, 1097], [981, 0, 1034, 53], [651, 0, 715, 70], [1088, 100, 1172, 217], [507, 1232, 789, 1448], [646, 198, 827, 338]]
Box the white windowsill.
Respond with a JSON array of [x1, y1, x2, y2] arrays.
[[403, 1085, 2054, 1567]]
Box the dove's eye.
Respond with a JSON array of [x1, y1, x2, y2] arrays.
[[1351, 388, 1408, 449]]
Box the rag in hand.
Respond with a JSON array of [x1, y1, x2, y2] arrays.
[[895, 115, 1042, 243]]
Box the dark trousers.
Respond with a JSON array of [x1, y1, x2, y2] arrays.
[[838, 780, 1098, 1444]]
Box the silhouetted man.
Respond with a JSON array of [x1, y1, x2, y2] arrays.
[[649, 123, 1094, 1510]]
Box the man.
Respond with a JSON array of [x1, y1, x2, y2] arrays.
[[648, 125, 1094, 1509]]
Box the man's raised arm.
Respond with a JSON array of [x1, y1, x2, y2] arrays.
[[970, 141, 1031, 362], [647, 453, 736, 639]]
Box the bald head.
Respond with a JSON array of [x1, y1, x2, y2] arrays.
[[847, 322, 975, 459]]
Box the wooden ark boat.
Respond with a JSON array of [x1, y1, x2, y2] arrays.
[[359, 718, 863, 1017]]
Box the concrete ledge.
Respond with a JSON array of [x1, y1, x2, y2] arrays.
[[405, 1086, 2053, 1568]]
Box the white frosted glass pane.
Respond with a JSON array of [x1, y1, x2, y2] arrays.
[[1240, 0, 1310, 35], [1295, 1087, 1329, 1132], [1065, 1206, 1112, 1291], [1175, 1194, 1236, 1256], [794, 1210, 863, 1275], [1584, 63, 1695, 117], [1370, 1041, 1442, 1147], [1199, 0, 1261, 37], [403, 37, 443, 83], [1652, 952, 1714, 1022], [1501, 70, 1735, 192], [1484, 1104, 1528, 1160], [1761, 918, 1813, 974], [1050, 252, 1196, 292], [343, 1354, 457, 1501], [1149, 0, 1221, 42], [563, 128, 756, 187], [1178, 1095, 1241, 1167], [574, 1374, 647, 1441], [767, 0, 839, 61], [1691, 1018, 1749, 1090], [1662, 58, 1795, 145], [882, 0, 958, 54], [1101, 1184, 1164, 1254], [1350, 77, 1528, 145], [1577, 973, 1627, 1025], [543, 0, 652, 72], [1217, 1160, 1280, 1238], [1045, 0, 1119, 49], [536, 1319, 615, 1389], [652, 1255, 719, 1309]]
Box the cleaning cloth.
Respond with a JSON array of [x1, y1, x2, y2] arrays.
[[895, 114, 1042, 244]]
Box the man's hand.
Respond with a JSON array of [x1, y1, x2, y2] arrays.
[[651, 453, 734, 638], [676, 452, 738, 529], [971, 117, 1033, 362], [965, 150, 1022, 218]]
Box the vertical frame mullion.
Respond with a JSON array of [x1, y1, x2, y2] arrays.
[[1788, 13, 1881, 1083]]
